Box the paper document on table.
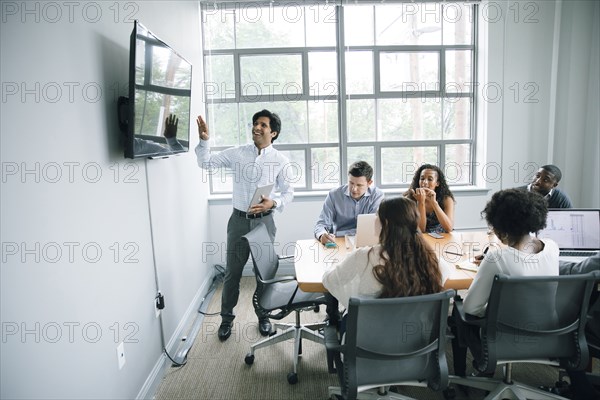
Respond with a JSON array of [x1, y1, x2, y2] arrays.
[[456, 261, 478, 272]]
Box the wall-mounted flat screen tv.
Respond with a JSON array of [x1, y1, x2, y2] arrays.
[[122, 20, 192, 159]]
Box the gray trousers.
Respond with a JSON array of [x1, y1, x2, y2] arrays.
[[221, 210, 276, 324]]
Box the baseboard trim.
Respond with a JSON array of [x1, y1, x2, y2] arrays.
[[136, 275, 213, 400]]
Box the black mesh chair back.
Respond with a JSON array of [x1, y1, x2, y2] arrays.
[[479, 273, 597, 373], [244, 222, 279, 282], [583, 293, 600, 387], [242, 223, 328, 384], [243, 222, 325, 318], [328, 290, 455, 400], [451, 271, 600, 400]]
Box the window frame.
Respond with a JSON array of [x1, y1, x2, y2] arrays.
[[201, 1, 479, 194]]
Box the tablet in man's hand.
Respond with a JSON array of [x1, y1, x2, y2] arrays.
[[247, 184, 274, 212]]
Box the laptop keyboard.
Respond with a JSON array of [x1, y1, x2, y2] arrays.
[[559, 251, 598, 257]]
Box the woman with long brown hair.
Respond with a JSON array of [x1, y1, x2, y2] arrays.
[[322, 196, 452, 309]]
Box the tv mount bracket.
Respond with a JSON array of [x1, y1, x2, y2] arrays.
[[117, 96, 129, 134]]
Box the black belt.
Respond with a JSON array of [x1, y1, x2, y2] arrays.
[[233, 208, 272, 219]]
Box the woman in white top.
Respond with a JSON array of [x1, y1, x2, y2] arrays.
[[451, 188, 559, 378], [322, 196, 454, 310]]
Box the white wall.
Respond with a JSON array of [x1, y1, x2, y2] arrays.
[[1, 1, 598, 399], [1, 2, 212, 399], [552, 0, 600, 207]]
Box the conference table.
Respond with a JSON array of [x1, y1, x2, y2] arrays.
[[294, 230, 500, 293]]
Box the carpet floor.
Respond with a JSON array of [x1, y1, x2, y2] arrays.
[[154, 277, 594, 400]]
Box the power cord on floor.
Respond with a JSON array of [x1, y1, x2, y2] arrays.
[[162, 264, 226, 367], [164, 347, 187, 367], [199, 264, 225, 316]]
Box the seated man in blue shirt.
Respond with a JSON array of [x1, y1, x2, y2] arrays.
[[314, 161, 384, 326], [314, 160, 384, 244], [517, 164, 573, 208]]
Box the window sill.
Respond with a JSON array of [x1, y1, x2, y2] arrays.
[[207, 186, 491, 204]]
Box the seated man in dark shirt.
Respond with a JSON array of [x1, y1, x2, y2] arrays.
[[517, 164, 573, 208]]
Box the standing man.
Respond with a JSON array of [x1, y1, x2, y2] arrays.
[[518, 164, 573, 208], [196, 110, 294, 342], [314, 161, 384, 244]]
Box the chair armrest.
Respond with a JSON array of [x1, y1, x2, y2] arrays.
[[454, 298, 485, 327], [324, 325, 343, 374], [277, 255, 296, 274], [261, 275, 297, 285], [324, 325, 343, 352]]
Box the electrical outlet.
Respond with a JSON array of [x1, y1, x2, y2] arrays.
[[117, 342, 126, 370]]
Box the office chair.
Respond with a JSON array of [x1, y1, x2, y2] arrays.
[[450, 271, 600, 400], [326, 290, 455, 400], [555, 286, 600, 395], [241, 223, 328, 384], [585, 293, 600, 386]]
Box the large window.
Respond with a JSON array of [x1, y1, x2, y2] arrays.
[[201, 1, 478, 193]]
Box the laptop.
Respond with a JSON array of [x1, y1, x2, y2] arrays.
[[353, 213, 382, 248], [537, 209, 600, 262]]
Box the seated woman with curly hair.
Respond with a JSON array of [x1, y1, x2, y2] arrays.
[[462, 189, 558, 316], [404, 163, 455, 233], [450, 188, 559, 378]]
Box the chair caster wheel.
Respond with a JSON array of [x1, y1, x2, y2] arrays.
[[244, 354, 254, 365], [442, 387, 456, 399], [287, 372, 298, 384]]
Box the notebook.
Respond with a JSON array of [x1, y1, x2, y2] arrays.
[[353, 213, 382, 248], [537, 209, 600, 261]]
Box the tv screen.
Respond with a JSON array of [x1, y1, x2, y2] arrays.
[[124, 20, 192, 159]]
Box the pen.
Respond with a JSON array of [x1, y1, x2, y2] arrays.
[[456, 263, 478, 272], [444, 250, 464, 256], [473, 246, 489, 263], [323, 227, 336, 248]]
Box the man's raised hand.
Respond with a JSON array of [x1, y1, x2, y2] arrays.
[[197, 115, 209, 141]]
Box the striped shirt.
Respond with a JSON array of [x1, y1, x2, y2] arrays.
[[195, 141, 294, 212]]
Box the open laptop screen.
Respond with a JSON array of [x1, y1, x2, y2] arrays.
[[537, 209, 600, 251]]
